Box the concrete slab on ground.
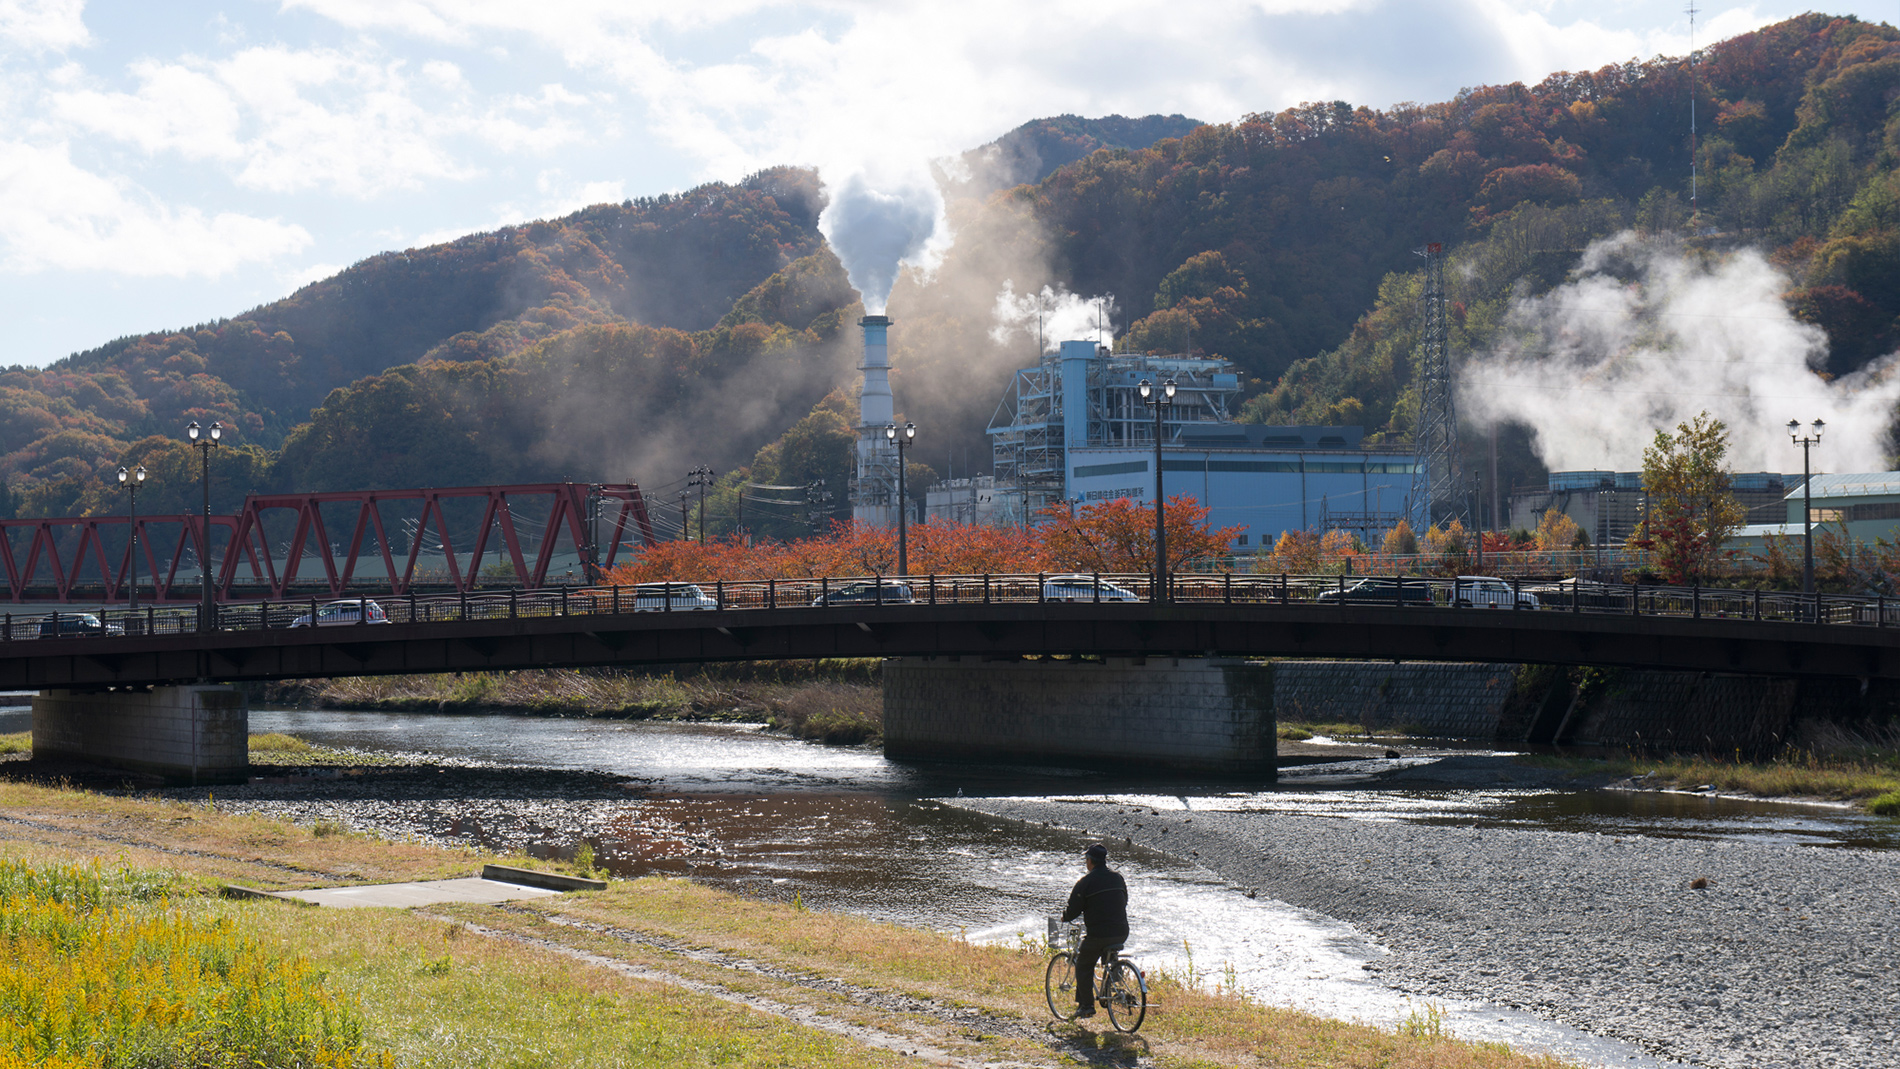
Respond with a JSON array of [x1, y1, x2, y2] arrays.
[[278, 877, 563, 909]]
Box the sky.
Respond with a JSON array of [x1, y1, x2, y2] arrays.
[[0, 0, 1892, 368]]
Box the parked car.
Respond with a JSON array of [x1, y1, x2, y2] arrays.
[[1314, 577, 1436, 606], [36, 612, 123, 638], [1450, 576, 1540, 610], [1041, 574, 1141, 602], [630, 582, 719, 611], [288, 599, 389, 627], [810, 580, 914, 606]]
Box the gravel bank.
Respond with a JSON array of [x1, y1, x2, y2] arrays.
[[948, 786, 1900, 1069]]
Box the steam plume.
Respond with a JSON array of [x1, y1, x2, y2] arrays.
[[1460, 232, 1900, 474], [819, 171, 946, 314], [990, 281, 1118, 352]]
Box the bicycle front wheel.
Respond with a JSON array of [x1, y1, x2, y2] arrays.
[[1104, 960, 1147, 1032], [1045, 952, 1077, 1021]]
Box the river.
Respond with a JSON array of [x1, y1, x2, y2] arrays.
[[246, 707, 1896, 1068]]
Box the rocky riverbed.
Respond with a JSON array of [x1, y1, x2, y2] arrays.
[[948, 779, 1900, 1069], [58, 735, 1895, 1069]]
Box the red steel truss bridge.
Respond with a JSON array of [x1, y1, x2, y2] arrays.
[[0, 482, 656, 604]]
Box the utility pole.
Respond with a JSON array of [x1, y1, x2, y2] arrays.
[[687, 465, 715, 543], [1140, 378, 1176, 603], [678, 489, 691, 542], [1789, 419, 1824, 594], [805, 479, 832, 531]]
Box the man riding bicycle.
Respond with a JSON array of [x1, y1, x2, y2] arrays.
[[1061, 843, 1128, 1019]]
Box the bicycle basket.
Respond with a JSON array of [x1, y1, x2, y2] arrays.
[[1046, 917, 1080, 951]]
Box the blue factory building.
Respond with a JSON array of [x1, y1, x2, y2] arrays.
[[986, 340, 1425, 549]]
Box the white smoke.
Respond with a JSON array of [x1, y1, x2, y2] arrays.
[[1460, 232, 1900, 474], [818, 169, 948, 315], [989, 281, 1118, 353]]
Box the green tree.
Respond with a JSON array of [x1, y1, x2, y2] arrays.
[[1629, 412, 1747, 584]]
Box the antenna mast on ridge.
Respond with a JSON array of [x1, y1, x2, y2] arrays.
[[1410, 242, 1461, 527], [1688, 0, 1700, 225]]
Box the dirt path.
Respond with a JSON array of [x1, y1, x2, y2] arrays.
[[435, 903, 1154, 1069]]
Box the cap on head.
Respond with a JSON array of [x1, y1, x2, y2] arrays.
[[1085, 843, 1107, 864]]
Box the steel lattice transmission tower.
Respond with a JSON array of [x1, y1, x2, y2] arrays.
[[1410, 242, 1462, 526]]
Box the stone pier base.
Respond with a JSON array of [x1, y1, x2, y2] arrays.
[[883, 657, 1275, 778], [32, 685, 247, 784]]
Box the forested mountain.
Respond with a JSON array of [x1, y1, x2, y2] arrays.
[[4, 167, 828, 512], [2, 13, 1895, 532], [946, 113, 1205, 199]]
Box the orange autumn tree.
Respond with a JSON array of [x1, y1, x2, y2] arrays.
[[1035, 495, 1241, 573], [605, 495, 1240, 582]]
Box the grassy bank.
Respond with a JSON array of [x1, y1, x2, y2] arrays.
[[267, 663, 883, 744], [1524, 721, 1900, 810], [0, 779, 1570, 1069]]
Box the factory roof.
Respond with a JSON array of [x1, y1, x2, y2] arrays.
[[1781, 473, 1900, 501], [1175, 424, 1366, 449]]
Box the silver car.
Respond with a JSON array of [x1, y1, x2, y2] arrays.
[[1450, 576, 1539, 609], [289, 599, 389, 627], [631, 582, 718, 611], [1041, 574, 1140, 602]]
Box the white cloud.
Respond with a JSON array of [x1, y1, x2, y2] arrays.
[[0, 140, 311, 275], [0, 0, 87, 52], [49, 45, 595, 198]]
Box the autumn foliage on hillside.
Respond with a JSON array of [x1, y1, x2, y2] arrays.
[[605, 496, 1240, 582]]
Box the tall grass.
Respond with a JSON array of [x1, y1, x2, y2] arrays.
[[1527, 719, 1900, 806], [287, 670, 886, 744], [0, 860, 385, 1069], [0, 732, 27, 755], [248, 732, 312, 753], [764, 683, 883, 744]]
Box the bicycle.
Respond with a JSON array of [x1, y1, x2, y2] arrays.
[[1044, 918, 1147, 1032]]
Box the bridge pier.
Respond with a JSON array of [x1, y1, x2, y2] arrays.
[[883, 656, 1276, 778], [32, 685, 248, 785]]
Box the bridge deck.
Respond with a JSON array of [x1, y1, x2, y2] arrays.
[[2, 574, 1895, 688]]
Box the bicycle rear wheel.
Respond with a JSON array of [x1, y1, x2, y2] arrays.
[[1103, 960, 1147, 1032], [1045, 952, 1078, 1020]]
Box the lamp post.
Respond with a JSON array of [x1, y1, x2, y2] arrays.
[[687, 465, 715, 543], [1138, 378, 1176, 603], [186, 421, 220, 630], [886, 421, 916, 575], [1788, 418, 1825, 595], [117, 464, 146, 612]]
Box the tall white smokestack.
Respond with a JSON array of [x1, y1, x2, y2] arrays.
[[853, 315, 899, 525]]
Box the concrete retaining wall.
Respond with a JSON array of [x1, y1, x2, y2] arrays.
[[1270, 661, 1519, 738], [32, 686, 247, 784], [883, 657, 1276, 776]]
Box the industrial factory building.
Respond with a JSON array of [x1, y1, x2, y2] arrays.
[[1732, 473, 1900, 553], [981, 340, 1425, 547], [1509, 471, 1796, 546]]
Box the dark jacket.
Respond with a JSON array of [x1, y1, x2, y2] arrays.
[[1062, 864, 1129, 940]]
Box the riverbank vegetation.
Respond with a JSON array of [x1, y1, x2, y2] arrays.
[[1527, 721, 1900, 807], [0, 778, 1571, 1069], [0, 858, 383, 1068], [265, 661, 884, 744]]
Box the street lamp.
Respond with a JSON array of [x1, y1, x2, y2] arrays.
[[1138, 378, 1177, 603], [186, 421, 221, 630], [116, 464, 146, 612], [886, 421, 917, 575], [1788, 418, 1825, 594], [687, 465, 716, 543]]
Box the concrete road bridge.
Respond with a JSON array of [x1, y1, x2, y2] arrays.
[[13, 573, 1898, 784]]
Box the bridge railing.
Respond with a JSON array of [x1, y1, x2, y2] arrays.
[[0, 573, 1891, 643]]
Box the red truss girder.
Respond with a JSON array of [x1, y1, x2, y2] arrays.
[[0, 514, 243, 605], [0, 482, 655, 604]]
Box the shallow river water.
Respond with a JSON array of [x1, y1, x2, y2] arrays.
[[247, 709, 1897, 1069]]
